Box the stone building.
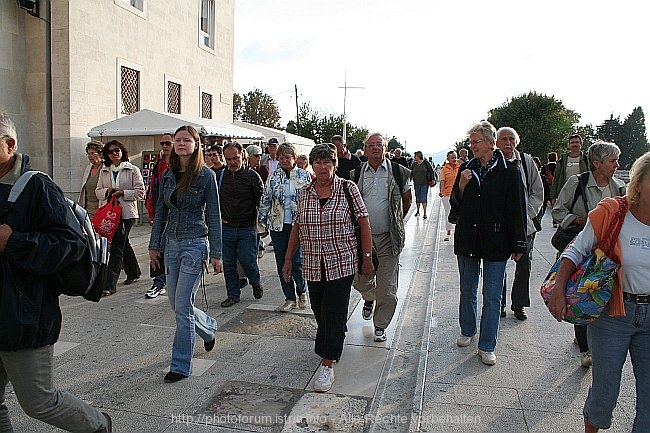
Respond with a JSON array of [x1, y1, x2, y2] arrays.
[[1, 0, 234, 194]]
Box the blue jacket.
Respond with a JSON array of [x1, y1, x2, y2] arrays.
[[0, 154, 86, 351], [258, 165, 312, 232], [149, 167, 222, 259]]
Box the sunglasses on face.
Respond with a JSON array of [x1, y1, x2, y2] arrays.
[[108, 148, 121, 154], [160, 141, 172, 146]]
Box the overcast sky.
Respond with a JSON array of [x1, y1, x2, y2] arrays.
[[234, 0, 650, 154]]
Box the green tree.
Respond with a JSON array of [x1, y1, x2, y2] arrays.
[[574, 124, 597, 148], [387, 136, 403, 152], [236, 89, 281, 128], [487, 92, 580, 158], [620, 107, 650, 169]]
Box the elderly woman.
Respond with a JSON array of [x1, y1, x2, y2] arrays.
[[551, 140, 626, 367], [410, 151, 435, 219], [450, 121, 527, 366], [548, 152, 650, 433], [282, 144, 374, 392], [78, 140, 104, 217], [95, 140, 146, 296], [259, 143, 313, 312], [438, 150, 460, 240]]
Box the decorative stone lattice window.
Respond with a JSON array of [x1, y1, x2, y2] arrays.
[[120, 66, 140, 115], [201, 92, 213, 119], [167, 82, 181, 114]]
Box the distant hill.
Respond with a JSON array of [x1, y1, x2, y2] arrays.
[[424, 149, 452, 165]]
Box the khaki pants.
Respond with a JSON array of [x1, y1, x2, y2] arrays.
[[353, 232, 400, 330]]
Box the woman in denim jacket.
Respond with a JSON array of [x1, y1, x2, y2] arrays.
[[259, 143, 313, 312], [148, 125, 223, 383]]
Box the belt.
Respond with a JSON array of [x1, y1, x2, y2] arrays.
[[623, 292, 650, 305]]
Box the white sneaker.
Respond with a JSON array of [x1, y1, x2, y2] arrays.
[[298, 293, 308, 309], [145, 286, 166, 299], [478, 349, 497, 365], [456, 335, 473, 347], [580, 351, 592, 368], [374, 328, 387, 342], [279, 300, 296, 312], [314, 365, 334, 392]]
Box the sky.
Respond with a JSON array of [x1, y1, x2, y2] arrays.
[[233, 0, 650, 155]]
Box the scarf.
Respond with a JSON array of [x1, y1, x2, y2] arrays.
[[477, 152, 499, 182], [110, 162, 128, 188]]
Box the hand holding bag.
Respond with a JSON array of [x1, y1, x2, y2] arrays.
[[92, 196, 122, 242], [541, 198, 627, 324]]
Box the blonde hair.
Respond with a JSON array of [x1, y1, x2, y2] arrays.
[[627, 151, 650, 207]]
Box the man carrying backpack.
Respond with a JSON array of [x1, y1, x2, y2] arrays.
[[0, 111, 112, 432]]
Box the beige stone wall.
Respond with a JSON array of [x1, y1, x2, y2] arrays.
[[60, 0, 235, 194]]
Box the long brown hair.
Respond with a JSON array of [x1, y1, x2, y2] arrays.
[[169, 125, 206, 192]]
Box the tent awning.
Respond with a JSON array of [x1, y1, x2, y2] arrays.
[[233, 121, 315, 147], [87, 109, 264, 139]]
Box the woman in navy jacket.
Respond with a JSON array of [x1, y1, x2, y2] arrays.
[[449, 121, 528, 366]]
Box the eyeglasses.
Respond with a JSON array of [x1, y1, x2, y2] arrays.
[[365, 142, 384, 148], [160, 141, 172, 146], [469, 139, 487, 146], [108, 148, 122, 154]]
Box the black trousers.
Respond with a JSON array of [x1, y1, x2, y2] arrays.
[[308, 270, 354, 362], [106, 218, 140, 292], [502, 233, 535, 308]]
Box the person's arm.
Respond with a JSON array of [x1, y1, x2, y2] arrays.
[[358, 216, 374, 276], [258, 177, 273, 233], [401, 188, 412, 217], [282, 223, 300, 282], [122, 167, 146, 201], [551, 176, 585, 227], [526, 155, 545, 219]]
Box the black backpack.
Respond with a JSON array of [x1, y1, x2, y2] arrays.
[[3, 171, 109, 302]]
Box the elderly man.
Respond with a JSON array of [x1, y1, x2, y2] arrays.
[[332, 135, 361, 180], [0, 111, 112, 431], [350, 133, 411, 342], [392, 148, 409, 168], [261, 138, 280, 175], [496, 127, 544, 320]]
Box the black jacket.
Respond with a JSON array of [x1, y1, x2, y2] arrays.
[[450, 149, 528, 261], [218, 165, 263, 227], [336, 154, 361, 180], [0, 155, 86, 351]]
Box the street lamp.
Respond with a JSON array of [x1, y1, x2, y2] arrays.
[[338, 71, 364, 143]]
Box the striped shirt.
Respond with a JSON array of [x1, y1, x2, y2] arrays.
[[296, 175, 369, 281]]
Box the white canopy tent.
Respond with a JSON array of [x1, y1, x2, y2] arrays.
[[87, 109, 264, 139], [234, 121, 315, 155]]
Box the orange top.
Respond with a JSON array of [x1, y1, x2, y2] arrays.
[[440, 162, 460, 197]]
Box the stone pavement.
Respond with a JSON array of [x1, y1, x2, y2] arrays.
[[6, 190, 636, 432]]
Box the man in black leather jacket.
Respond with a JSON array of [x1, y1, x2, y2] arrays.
[[0, 111, 111, 432]]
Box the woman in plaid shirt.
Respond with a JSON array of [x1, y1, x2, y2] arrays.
[[282, 144, 374, 393]]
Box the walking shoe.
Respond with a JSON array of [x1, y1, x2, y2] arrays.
[[204, 338, 215, 352], [145, 285, 166, 299], [580, 350, 592, 368], [456, 335, 473, 347], [444, 236, 450, 241], [279, 300, 296, 312], [478, 349, 497, 365], [252, 284, 264, 299], [239, 277, 248, 288], [257, 247, 265, 259], [362, 301, 374, 320], [164, 371, 188, 383], [220, 297, 240, 308], [314, 365, 334, 392], [298, 293, 308, 309], [101, 412, 112, 433], [500, 305, 507, 318], [374, 328, 387, 342], [123, 275, 140, 285], [414, 212, 420, 216], [512, 305, 527, 321], [423, 215, 428, 219]]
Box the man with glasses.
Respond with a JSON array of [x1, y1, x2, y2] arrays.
[[0, 111, 112, 432], [144, 133, 173, 299], [350, 133, 411, 342]]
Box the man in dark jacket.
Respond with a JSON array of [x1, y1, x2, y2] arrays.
[[332, 135, 360, 180], [219, 141, 264, 307], [0, 112, 112, 432], [450, 121, 527, 366]]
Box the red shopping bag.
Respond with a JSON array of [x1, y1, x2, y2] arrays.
[[92, 197, 122, 242]]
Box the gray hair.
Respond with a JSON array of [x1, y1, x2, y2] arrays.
[[0, 110, 17, 142], [496, 126, 520, 146], [364, 132, 387, 147], [588, 140, 620, 171], [277, 143, 297, 158], [467, 121, 497, 145]]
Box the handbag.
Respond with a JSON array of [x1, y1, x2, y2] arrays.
[[551, 224, 583, 252], [92, 196, 122, 242], [541, 198, 627, 324], [342, 182, 379, 274]]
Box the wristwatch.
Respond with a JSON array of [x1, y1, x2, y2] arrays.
[[364, 252, 372, 258]]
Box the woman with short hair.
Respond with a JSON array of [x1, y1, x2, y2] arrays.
[[79, 140, 104, 217], [410, 150, 435, 219]]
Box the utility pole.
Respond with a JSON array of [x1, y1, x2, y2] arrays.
[[338, 70, 364, 143], [295, 84, 299, 131]]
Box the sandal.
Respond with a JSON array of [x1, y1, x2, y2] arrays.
[[414, 212, 420, 216], [101, 290, 114, 297]]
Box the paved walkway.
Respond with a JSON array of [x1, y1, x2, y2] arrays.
[[7, 190, 636, 432]]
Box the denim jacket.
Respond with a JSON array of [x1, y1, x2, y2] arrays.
[[148, 167, 222, 259], [258, 166, 312, 232]]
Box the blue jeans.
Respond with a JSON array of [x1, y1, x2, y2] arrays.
[[222, 225, 260, 300], [153, 235, 167, 288], [457, 255, 506, 352], [583, 301, 650, 431], [165, 238, 217, 376], [270, 224, 306, 301], [414, 183, 429, 204]]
